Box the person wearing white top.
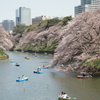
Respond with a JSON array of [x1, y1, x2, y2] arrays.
[[63, 93, 68, 98], [59, 92, 68, 98]]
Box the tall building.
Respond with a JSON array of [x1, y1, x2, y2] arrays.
[[75, 0, 100, 16], [16, 7, 32, 25], [2, 20, 14, 31]]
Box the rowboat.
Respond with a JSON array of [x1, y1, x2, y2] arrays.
[[58, 96, 76, 100], [41, 66, 49, 69], [58, 92, 76, 100], [33, 70, 43, 74], [58, 97, 71, 100], [77, 75, 92, 79], [25, 57, 30, 60], [10, 60, 16, 63], [16, 77, 28, 82], [15, 63, 20, 66]]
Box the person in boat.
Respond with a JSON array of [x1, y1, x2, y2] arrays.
[[18, 77, 20, 80], [59, 92, 64, 98], [37, 67, 41, 72], [37, 67, 39, 71], [83, 73, 86, 77], [43, 65, 45, 68], [63, 92, 68, 98], [22, 75, 25, 79], [59, 92, 68, 98]]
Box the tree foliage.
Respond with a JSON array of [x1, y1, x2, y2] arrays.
[[26, 24, 38, 32], [38, 18, 61, 29], [13, 16, 72, 34], [60, 16, 73, 26], [0, 50, 6, 56], [13, 25, 28, 34]]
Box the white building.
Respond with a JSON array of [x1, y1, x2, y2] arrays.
[[32, 16, 54, 25], [75, 0, 100, 16], [16, 7, 32, 25]]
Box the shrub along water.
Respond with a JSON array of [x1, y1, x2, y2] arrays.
[[0, 50, 9, 60]]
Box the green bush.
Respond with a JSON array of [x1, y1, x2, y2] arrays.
[[93, 59, 100, 68], [60, 16, 73, 26], [0, 50, 6, 56], [84, 59, 100, 69]]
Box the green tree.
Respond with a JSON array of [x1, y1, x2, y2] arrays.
[[60, 16, 73, 26], [38, 18, 61, 29], [13, 25, 28, 35]]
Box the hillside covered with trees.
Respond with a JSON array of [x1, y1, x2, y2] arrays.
[[0, 11, 100, 75], [12, 16, 72, 53], [0, 25, 13, 59], [11, 11, 100, 75]]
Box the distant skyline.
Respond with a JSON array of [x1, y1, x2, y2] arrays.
[[0, 0, 80, 22]]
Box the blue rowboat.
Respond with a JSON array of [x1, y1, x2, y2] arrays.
[[41, 67, 49, 69], [33, 70, 43, 74], [10, 60, 16, 63], [16, 77, 28, 82]]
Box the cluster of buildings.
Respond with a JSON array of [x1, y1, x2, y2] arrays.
[[1, 7, 54, 32], [75, 0, 100, 15], [1, 0, 100, 32]]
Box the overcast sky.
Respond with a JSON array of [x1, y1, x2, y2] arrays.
[[0, 0, 80, 22]]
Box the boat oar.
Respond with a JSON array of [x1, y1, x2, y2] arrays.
[[67, 96, 76, 99]]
